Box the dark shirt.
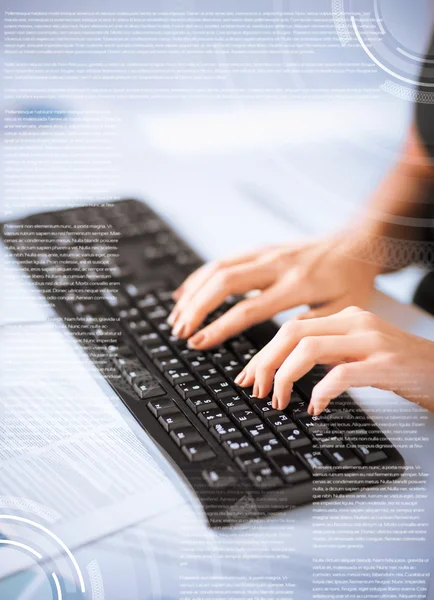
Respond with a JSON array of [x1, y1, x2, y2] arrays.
[[413, 33, 434, 313], [416, 34, 434, 160]]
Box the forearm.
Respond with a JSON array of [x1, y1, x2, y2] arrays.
[[343, 125, 434, 272]]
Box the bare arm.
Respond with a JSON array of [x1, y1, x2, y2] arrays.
[[346, 124, 434, 271]]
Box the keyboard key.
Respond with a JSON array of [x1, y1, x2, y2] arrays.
[[133, 376, 166, 400], [327, 410, 356, 429], [176, 382, 206, 400], [266, 414, 297, 433], [286, 395, 310, 418], [118, 306, 140, 320], [218, 395, 249, 414], [222, 359, 243, 378], [188, 359, 212, 372], [103, 289, 130, 309], [156, 289, 175, 306], [196, 366, 221, 385], [208, 380, 234, 400], [222, 438, 254, 457], [271, 455, 310, 484], [154, 356, 182, 371], [182, 443, 216, 463], [311, 431, 343, 446], [235, 452, 267, 472], [231, 338, 256, 354], [239, 348, 258, 363], [354, 446, 388, 464], [127, 319, 153, 335], [147, 345, 173, 360], [244, 422, 272, 441], [179, 349, 208, 364], [113, 356, 138, 373], [279, 427, 311, 449], [202, 467, 237, 488], [158, 412, 190, 432], [137, 293, 159, 309], [323, 447, 362, 467], [123, 365, 144, 385], [255, 437, 287, 457], [231, 409, 260, 428], [210, 348, 232, 365], [148, 397, 177, 417], [126, 284, 159, 300], [199, 409, 228, 428], [139, 332, 162, 346], [165, 369, 194, 386], [296, 415, 331, 435], [296, 447, 333, 473], [248, 465, 282, 490], [170, 427, 203, 447], [344, 428, 370, 445], [168, 334, 187, 348], [210, 422, 242, 442], [186, 397, 218, 413], [250, 397, 281, 419], [148, 306, 169, 321], [156, 321, 171, 334], [107, 343, 134, 358]]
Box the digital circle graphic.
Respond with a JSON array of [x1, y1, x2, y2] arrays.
[[0, 498, 104, 600], [331, 0, 434, 102]]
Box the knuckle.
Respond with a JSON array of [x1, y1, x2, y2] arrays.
[[214, 269, 233, 287], [343, 305, 363, 315], [331, 364, 349, 385], [298, 336, 318, 355], [281, 320, 298, 337], [236, 301, 257, 324], [367, 329, 387, 348], [357, 310, 378, 330], [209, 259, 224, 274]]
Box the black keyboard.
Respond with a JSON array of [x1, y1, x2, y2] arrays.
[[1, 199, 405, 526]]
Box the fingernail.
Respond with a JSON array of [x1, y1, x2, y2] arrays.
[[172, 322, 184, 337], [188, 332, 205, 349], [235, 371, 245, 385], [272, 395, 278, 409], [252, 384, 259, 398], [168, 308, 178, 325], [308, 403, 314, 416], [313, 406, 322, 416]]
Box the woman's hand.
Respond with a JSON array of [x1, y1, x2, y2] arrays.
[[235, 306, 434, 414], [168, 233, 380, 350]]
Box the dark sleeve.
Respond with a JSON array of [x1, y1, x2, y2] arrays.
[[415, 34, 434, 160]]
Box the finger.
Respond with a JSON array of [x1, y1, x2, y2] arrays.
[[187, 284, 290, 349], [237, 306, 363, 390], [174, 261, 277, 338], [171, 286, 184, 301], [169, 251, 260, 325], [297, 298, 350, 320], [309, 360, 374, 415], [272, 334, 370, 410]]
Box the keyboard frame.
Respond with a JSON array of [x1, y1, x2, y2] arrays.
[[0, 199, 406, 527]]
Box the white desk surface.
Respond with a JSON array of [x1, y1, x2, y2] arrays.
[[1, 107, 434, 600]]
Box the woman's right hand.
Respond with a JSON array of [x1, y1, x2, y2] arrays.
[[168, 231, 382, 350]]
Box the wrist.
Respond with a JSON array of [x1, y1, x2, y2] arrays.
[[333, 227, 386, 277]]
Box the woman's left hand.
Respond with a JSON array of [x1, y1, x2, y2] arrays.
[[235, 306, 434, 415]]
